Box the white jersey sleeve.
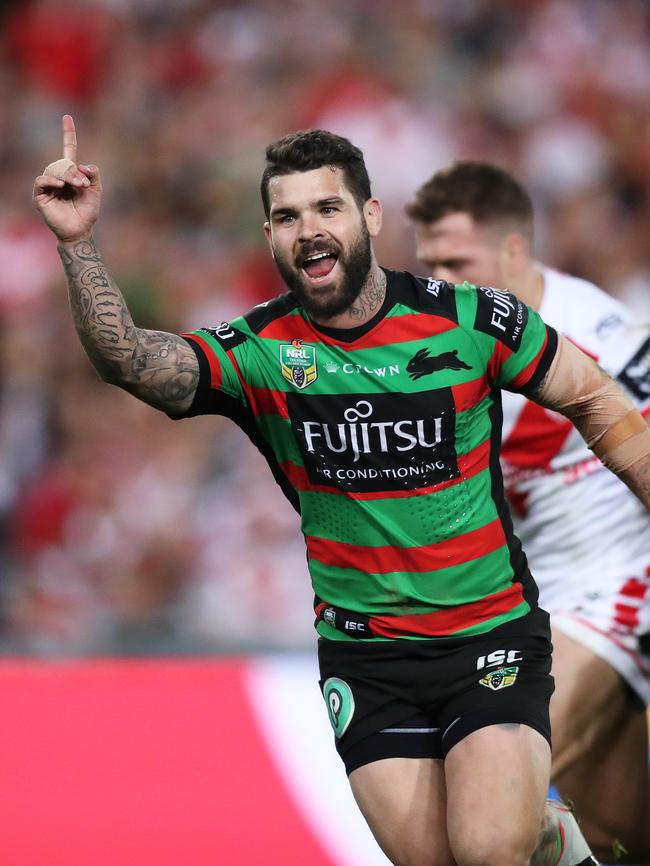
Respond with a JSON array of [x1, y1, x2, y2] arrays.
[[501, 267, 650, 594]]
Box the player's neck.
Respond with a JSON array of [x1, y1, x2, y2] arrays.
[[311, 263, 387, 330], [507, 263, 544, 311]]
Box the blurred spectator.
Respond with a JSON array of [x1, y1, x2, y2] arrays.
[[5, 0, 120, 105], [1, 0, 649, 655]]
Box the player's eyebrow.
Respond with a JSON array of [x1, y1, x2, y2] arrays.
[[437, 257, 469, 267], [315, 196, 345, 207], [271, 196, 345, 216], [270, 206, 298, 219]]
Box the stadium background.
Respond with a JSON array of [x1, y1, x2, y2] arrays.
[[0, 0, 648, 863]]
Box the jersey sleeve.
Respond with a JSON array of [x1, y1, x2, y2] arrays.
[[169, 320, 249, 420], [461, 283, 558, 394]]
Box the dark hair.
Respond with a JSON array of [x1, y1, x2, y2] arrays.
[[405, 160, 533, 237], [260, 129, 372, 218]]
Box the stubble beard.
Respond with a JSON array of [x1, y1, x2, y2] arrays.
[[273, 225, 372, 322]]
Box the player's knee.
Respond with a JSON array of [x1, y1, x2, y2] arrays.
[[457, 847, 532, 866], [382, 836, 454, 866], [388, 844, 454, 866], [451, 832, 535, 866]]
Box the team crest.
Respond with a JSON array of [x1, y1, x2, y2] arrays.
[[479, 666, 519, 691], [280, 339, 318, 389]]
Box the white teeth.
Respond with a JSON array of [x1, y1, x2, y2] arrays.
[[304, 252, 331, 264]]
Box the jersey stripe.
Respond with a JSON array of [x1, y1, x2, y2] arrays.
[[487, 342, 513, 383], [509, 327, 554, 391], [245, 376, 491, 420], [370, 582, 525, 637], [259, 312, 457, 349], [306, 517, 505, 574], [248, 386, 290, 419], [452, 376, 490, 412], [184, 333, 223, 390]]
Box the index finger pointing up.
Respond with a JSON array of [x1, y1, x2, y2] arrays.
[[62, 114, 77, 162]]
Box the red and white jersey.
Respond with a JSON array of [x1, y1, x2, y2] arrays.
[[501, 267, 650, 651]]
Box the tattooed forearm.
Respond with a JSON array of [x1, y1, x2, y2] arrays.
[[59, 240, 134, 373], [348, 268, 387, 323], [58, 238, 199, 413]]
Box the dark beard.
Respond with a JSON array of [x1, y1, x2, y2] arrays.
[[274, 226, 372, 321]]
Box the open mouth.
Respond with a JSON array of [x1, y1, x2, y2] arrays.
[[300, 251, 339, 282]]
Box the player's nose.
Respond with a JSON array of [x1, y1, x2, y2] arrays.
[[297, 212, 325, 242]]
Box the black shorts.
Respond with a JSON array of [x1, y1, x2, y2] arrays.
[[318, 608, 554, 775]]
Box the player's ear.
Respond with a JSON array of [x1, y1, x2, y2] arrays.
[[364, 197, 382, 237], [263, 221, 275, 258], [501, 232, 528, 277]]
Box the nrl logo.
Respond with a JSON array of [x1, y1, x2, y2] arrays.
[[280, 339, 318, 389], [478, 666, 519, 691]]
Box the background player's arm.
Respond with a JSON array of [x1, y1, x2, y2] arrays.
[[529, 334, 650, 509], [33, 115, 198, 415]]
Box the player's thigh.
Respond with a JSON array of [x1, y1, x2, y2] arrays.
[[549, 626, 629, 774], [554, 704, 650, 862], [445, 723, 551, 866], [349, 757, 454, 866]]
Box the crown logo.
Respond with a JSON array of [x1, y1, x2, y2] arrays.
[[325, 360, 340, 373]]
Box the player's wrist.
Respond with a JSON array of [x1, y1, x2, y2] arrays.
[[56, 230, 95, 246]]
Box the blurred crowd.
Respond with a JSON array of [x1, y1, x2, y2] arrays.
[[0, 0, 649, 655]]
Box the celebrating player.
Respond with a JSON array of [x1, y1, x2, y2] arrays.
[[34, 116, 650, 866], [406, 160, 650, 864]]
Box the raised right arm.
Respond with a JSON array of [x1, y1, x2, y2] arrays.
[[57, 237, 199, 412], [33, 115, 199, 415]]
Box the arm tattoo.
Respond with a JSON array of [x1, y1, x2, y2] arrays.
[[58, 238, 199, 413]]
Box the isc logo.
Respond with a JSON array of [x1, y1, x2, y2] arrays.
[[426, 277, 443, 297], [344, 620, 366, 633], [476, 649, 523, 670]]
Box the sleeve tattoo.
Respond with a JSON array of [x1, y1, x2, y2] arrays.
[[58, 238, 199, 413]]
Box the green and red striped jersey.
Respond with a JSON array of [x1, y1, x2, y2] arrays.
[[175, 269, 558, 641]]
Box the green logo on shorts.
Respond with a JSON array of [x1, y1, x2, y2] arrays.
[[479, 666, 519, 691], [323, 677, 355, 738]]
